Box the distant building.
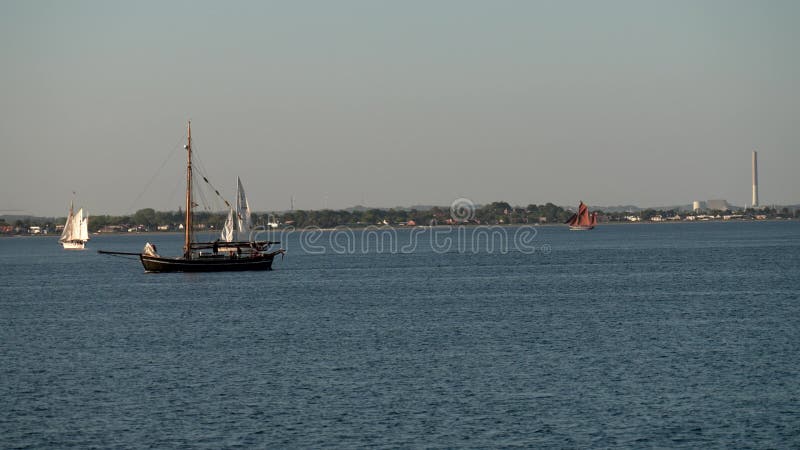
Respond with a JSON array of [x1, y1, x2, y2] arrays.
[[706, 199, 729, 211], [692, 201, 702, 211]]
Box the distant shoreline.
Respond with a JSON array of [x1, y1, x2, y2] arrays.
[[4, 218, 795, 238]]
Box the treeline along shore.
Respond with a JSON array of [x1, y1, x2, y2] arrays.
[[2, 202, 797, 235]]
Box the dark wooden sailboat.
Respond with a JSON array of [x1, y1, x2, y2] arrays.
[[139, 240, 282, 272], [565, 201, 597, 231], [103, 121, 284, 272]]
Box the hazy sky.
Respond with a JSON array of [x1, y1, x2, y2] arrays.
[[1, 0, 798, 216]]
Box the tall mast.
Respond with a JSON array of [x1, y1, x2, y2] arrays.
[[183, 120, 193, 259]]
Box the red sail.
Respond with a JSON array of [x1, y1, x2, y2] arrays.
[[565, 213, 578, 225]]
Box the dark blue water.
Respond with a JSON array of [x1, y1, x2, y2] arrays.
[[2, 221, 799, 448]]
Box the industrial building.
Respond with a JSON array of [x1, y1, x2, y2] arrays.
[[706, 199, 729, 211]]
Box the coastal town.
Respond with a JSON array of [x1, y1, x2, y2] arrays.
[[3, 202, 796, 236]]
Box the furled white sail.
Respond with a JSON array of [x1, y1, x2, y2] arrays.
[[221, 207, 235, 242], [236, 177, 251, 235], [143, 242, 159, 257]]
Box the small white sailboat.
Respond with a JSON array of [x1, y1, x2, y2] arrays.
[[59, 201, 89, 249]]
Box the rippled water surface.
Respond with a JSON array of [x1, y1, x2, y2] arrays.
[[2, 221, 799, 448]]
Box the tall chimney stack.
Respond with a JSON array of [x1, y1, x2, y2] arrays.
[[752, 151, 759, 207]]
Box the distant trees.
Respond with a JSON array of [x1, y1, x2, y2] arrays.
[[521, 203, 570, 223], [133, 208, 156, 227], [91, 214, 131, 230], [475, 202, 511, 224]]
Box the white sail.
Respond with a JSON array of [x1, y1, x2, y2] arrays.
[[59, 203, 74, 243], [221, 207, 235, 242], [236, 177, 251, 238], [72, 208, 84, 241], [80, 213, 90, 241]]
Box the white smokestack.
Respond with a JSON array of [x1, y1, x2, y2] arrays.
[[752, 151, 759, 207]]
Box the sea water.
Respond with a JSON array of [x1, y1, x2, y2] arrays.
[[1, 221, 799, 448]]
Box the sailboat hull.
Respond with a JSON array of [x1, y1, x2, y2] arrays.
[[569, 226, 594, 231], [61, 240, 87, 249], [140, 252, 278, 273]]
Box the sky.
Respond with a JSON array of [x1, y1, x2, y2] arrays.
[[1, 0, 798, 216]]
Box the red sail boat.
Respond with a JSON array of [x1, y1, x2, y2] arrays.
[[565, 201, 597, 230]]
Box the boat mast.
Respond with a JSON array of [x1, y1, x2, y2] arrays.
[[184, 121, 193, 259]]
